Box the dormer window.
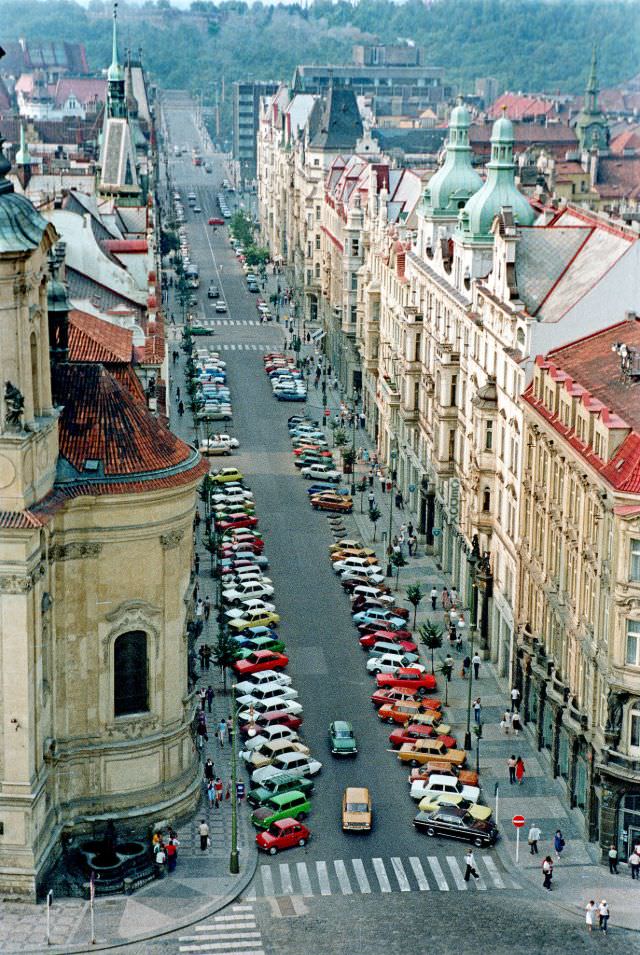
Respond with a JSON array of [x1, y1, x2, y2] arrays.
[[594, 430, 604, 460]]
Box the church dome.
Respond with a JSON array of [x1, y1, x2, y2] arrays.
[[459, 112, 534, 239], [0, 143, 49, 253], [423, 101, 482, 217]]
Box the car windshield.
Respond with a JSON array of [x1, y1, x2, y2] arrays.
[[346, 802, 369, 813], [335, 729, 353, 738]]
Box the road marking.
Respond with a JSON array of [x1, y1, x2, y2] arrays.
[[179, 944, 264, 953], [181, 933, 261, 942], [482, 856, 505, 888], [316, 860, 331, 896], [408, 856, 430, 890], [195, 924, 257, 933], [334, 859, 353, 895], [351, 858, 372, 894], [278, 863, 294, 895], [474, 864, 488, 891], [390, 856, 411, 891], [372, 857, 391, 893], [427, 856, 449, 891], [445, 856, 468, 890], [296, 861, 314, 897], [259, 865, 275, 897]]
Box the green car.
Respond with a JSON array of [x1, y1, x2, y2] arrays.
[[247, 772, 314, 808], [234, 634, 286, 658], [329, 720, 358, 756], [190, 325, 213, 336], [250, 790, 312, 829]]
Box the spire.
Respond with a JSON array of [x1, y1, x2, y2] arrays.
[[586, 44, 598, 113], [15, 125, 31, 166], [106, 2, 126, 119], [576, 47, 609, 154], [108, 2, 124, 82]]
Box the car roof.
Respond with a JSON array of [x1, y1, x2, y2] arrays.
[[345, 786, 369, 800], [332, 720, 352, 732], [272, 817, 302, 831]]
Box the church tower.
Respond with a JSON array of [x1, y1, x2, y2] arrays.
[[576, 47, 610, 155], [99, 2, 140, 198], [106, 2, 126, 120]]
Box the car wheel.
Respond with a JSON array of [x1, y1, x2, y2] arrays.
[[474, 837, 484, 848], [387, 717, 395, 725], [297, 812, 306, 821], [372, 668, 381, 676], [411, 759, 420, 768], [426, 826, 436, 837], [269, 846, 278, 855], [298, 838, 306, 847]]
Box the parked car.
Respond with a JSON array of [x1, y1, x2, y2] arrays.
[[390, 724, 457, 750], [397, 739, 466, 768], [413, 807, 498, 848], [328, 720, 358, 756], [251, 751, 322, 784], [251, 790, 312, 830], [247, 772, 314, 809], [366, 653, 424, 676], [342, 786, 372, 832], [409, 772, 480, 803], [375, 668, 438, 694], [255, 819, 311, 854], [232, 650, 289, 676], [300, 464, 341, 483]]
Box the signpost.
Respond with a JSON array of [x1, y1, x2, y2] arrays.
[[512, 814, 525, 863]]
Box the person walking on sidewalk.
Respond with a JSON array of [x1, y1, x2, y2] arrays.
[[204, 757, 215, 783], [508, 755, 517, 785], [554, 829, 566, 860], [585, 900, 596, 932], [598, 900, 610, 934], [500, 711, 511, 735], [430, 587, 438, 611], [510, 687, 521, 712], [199, 687, 207, 711], [511, 710, 522, 736], [442, 587, 450, 610], [443, 654, 454, 682], [463, 849, 480, 882], [472, 652, 481, 679], [608, 844, 619, 874], [206, 685, 214, 713], [218, 718, 226, 747], [461, 655, 471, 679], [473, 698, 482, 725], [204, 597, 211, 621], [542, 856, 553, 890], [629, 847, 640, 879], [199, 820, 209, 851], [214, 777, 224, 807], [515, 756, 525, 785], [528, 824, 541, 855]]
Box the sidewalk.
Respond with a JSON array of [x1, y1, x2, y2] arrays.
[[302, 372, 640, 933]]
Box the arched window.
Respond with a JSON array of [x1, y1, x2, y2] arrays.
[[114, 630, 149, 717]]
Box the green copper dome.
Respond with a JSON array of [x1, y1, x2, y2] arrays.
[[0, 140, 48, 252], [458, 112, 534, 239], [423, 101, 482, 217]]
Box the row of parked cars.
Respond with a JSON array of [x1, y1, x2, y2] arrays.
[[210, 467, 323, 854], [191, 348, 233, 423], [263, 352, 308, 403], [284, 413, 355, 515], [217, 191, 232, 219], [326, 536, 499, 848]]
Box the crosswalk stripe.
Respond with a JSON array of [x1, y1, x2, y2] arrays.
[[351, 858, 372, 894], [427, 857, 449, 891], [195, 924, 256, 933], [474, 865, 488, 891], [296, 861, 314, 897], [483, 856, 506, 889], [409, 856, 430, 890], [232, 906, 255, 913], [179, 944, 263, 953], [372, 857, 391, 893], [260, 865, 275, 897], [316, 860, 331, 896], [390, 857, 411, 892], [181, 933, 261, 942], [241, 884, 256, 900], [445, 857, 468, 890], [279, 863, 294, 895], [334, 859, 352, 895]]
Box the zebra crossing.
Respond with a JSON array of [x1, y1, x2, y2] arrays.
[[200, 319, 266, 327], [241, 853, 517, 901], [216, 343, 278, 351], [177, 904, 265, 954]]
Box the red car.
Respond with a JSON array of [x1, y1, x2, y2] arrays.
[[208, 217, 224, 225], [216, 515, 259, 532], [233, 649, 289, 676], [371, 686, 443, 709], [359, 631, 417, 654], [224, 532, 265, 551], [389, 723, 457, 750], [256, 818, 311, 854], [239, 710, 303, 738], [358, 622, 412, 640], [375, 668, 437, 693]]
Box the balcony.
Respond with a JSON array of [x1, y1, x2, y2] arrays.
[[400, 402, 419, 423], [597, 749, 640, 782], [379, 375, 400, 406]]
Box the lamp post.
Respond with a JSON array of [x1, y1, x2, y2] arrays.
[[350, 393, 357, 497], [385, 441, 398, 578], [474, 722, 483, 775], [464, 546, 479, 751], [229, 685, 239, 874]]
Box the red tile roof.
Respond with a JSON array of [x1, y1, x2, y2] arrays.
[[0, 510, 44, 529], [489, 93, 556, 121], [103, 239, 148, 254], [53, 363, 193, 478], [610, 129, 640, 155], [52, 78, 106, 108], [68, 310, 133, 365]]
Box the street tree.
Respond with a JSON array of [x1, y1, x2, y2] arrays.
[[419, 621, 444, 674], [213, 626, 238, 694], [391, 551, 407, 590], [357, 477, 368, 513], [406, 583, 425, 630], [369, 505, 381, 541]]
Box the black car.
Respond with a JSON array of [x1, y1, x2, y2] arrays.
[[413, 808, 498, 848], [208, 285, 220, 299]]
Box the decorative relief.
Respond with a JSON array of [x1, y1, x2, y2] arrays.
[[0, 574, 34, 594], [49, 542, 103, 562], [104, 715, 161, 739], [160, 529, 185, 550]]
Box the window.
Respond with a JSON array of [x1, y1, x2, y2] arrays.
[[350, 305, 357, 324], [630, 539, 640, 582], [631, 710, 640, 751], [351, 272, 358, 291], [449, 374, 457, 407], [315, 234, 321, 250], [485, 420, 493, 451], [448, 430, 455, 462], [482, 488, 491, 512], [626, 620, 640, 667], [114, 630, 149, 717], [314, 263, 320, 279], [351, 238, 359, 256]]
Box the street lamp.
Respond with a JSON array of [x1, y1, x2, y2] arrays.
[[349, 393, 357, 497], [385, 440, 398, 578], [229, 685, 239, 874], [474, 722, 483, 775], [464, 546, 479, 751]]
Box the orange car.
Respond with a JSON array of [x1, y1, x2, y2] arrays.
[[311, 493, 353, 513], [378, 698, 445, 726], [330, 548, 377, 563], [397, 739, 466, 767], [409, 763, 479, 787]]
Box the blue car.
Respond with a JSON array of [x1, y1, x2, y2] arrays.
[[232, 625, 278, 647], [277, 391, 307, 402], [306, 484, 350, 496], [352, 610, 407, 628]]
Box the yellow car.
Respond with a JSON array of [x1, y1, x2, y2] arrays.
[[342, 786, 372, 832], [397, 739, 466, 767], [417, 791, 492, 821], [329, 539, 363, 554], [229, 609, 280, 632], [212, 467, 244, 484], [330, 546, 376, 562]]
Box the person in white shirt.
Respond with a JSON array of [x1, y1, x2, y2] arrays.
[[463, 850, 479, 882], [528, 824, 541, 855]]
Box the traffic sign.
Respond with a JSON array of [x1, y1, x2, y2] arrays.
[[324, 408, 330, 417], [408, 483, 416, 493], [432, 528, 441, 537], [512, 814, 525, 828]]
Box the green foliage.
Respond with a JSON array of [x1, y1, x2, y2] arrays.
[[212, 625, 238, 693], [419, 621, 444, 674], [230, 210, 254, 247], [161, 229, 179, 255], [406, 583, 424, 630], [390, 551, 407, 589], [369, 505, 381, 541], [244, 245, 269, 267], [334, 428, 347, 448]]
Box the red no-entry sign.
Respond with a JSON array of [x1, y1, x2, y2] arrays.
[[512, 814, 525, 828], [324, 408, 330, 417]]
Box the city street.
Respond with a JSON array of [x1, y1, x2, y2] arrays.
[[150, 97, 640, 955]]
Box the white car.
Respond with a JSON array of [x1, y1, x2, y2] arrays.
[[225, 598, 276, 620], [238, 697, 303, 721], [234, 671, 292, 696], [208, 433, 238, 448], [223, 582, 275, 603], [215, 301, 228, 313], [410, 776, 481, 803], [221, 569, 272, 586], [243, 741, 310, 772], [333, 557, 383, 575], [368, 642, 419, 663], [366, 654, 426, 676], [251, 752, 322, 784], [211, 488, 254, 502], [339, 566, 385, 583], [199, 440, 232, 456], [350, 586, 395, 607], [300, 464, 341, 482], [240, 725, 300, 755]]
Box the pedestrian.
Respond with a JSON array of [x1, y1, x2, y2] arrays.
[[368, 492, 376, 511], [472, 652, 481, 679], [176, 386, 181, 401], [430, 587, 438, 611], [457, 614, 467, 642], [196, 719, 208, 750], [528, 823, 541, 855], [395, 491, 404, 510], [408, 533, 417, 556], [407, 535, 414, 557], [199, 819, 209, 851], [203, 644, 211, 670], [608, 844, 619, 874], [194, 552, 200, 575], [542, 856, 553, 890], [508, 754, 517, 785], [450, 587, 458, 604], [461, 655, 471, 679], [154, 842, 166, 876], [206, 685, 214, 713], [449, 624, 458, 650], [407, 522, 414, 538], [598, 900, 610, 934], [443, 654, 454, 682], [514, 756, 525, 785], [398, 531, 406, 555], [473, 697, 482, 725], [204, 757, 215, 782], [463, 849, 480, 882], [442, 587, 450, 610], [198, 644, 206, 670], [500, 711, 511, 735], [196, 598, 204, 619], [166, 839, 177, 873], [554, 829, 565, 860], [449, 606, 459, 627], [368, 471, 374, 488], [226, 714, 233, 739], [207, 779, 215, 807], [199, 686, 207, 710], [629, 847, 640, 879], [204, 597, 211, 621], [510, 687, 521, 712], [214, 776, 223, 807], [194, 510, 201, 530], [178, 400, 184, 417], [218, 718, 226, 747], [511, 710, 522, 736], [585, 900, 596, 932]]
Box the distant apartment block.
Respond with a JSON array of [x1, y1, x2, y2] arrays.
[[232, 80, 279, 181]]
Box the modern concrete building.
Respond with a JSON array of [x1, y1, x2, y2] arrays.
[[232, 80, 279, 183]]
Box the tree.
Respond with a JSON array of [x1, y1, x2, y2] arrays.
[[391, 551, 407, 590], [203, 530, 217, 577], [357, 477, 368, 513], [333, 427, 347, 451], [369, 505, 381, 541], [406, 583, 425, 631], [212, 626, 238, 693], [419, 621, 443, 675], [341, 446, 356, 475]]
